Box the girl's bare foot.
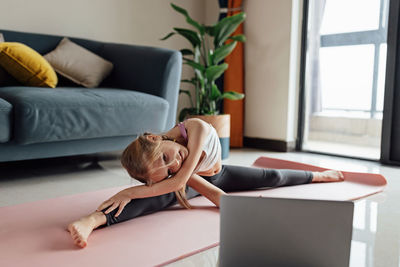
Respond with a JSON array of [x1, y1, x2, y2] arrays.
[[67, 211, 106, 248], [312, 170, 345, 183]]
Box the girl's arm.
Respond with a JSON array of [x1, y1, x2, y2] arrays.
[[187, 174, 226, 207], [97, 119, 211, 216], [125, 118, 210, 198]]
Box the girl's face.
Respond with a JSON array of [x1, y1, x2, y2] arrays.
[[147, 136, 188, 184]]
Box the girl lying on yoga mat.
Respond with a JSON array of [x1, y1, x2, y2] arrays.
[[68, 118, 344, 248]]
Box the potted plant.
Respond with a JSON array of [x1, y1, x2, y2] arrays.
[[161, 3, 246, 159]]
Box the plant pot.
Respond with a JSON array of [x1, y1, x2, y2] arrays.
[[189, 114, 230, 160]]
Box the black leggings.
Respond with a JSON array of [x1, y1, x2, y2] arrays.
[[103, 165, 313, 226]]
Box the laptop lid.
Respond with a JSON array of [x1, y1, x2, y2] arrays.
[[219, 195, 354, 267]]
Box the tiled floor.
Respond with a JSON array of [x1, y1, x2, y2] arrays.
[[304, 140, 381, 160], [1, 148, 399, 266]]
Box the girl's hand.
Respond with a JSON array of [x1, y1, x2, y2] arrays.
[[97, 189, 132, 217]]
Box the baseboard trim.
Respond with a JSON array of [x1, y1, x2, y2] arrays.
[[243, 137, 296, 152]]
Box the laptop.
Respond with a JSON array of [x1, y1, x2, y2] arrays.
[[219, 195, 354, 267]]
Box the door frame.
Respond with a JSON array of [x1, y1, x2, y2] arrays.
[[297, 0, 400, 164], [381, 0, 400, 164]]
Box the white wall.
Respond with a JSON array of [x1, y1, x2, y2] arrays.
[[0, 0, 205, 48], [244, 0, 303, 143], [0, 0, 302, 140], [205, 0, 220, 24], [0, 0, 211, 115]]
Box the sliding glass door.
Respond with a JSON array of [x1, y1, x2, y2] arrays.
[[300, 0, 389, 160]]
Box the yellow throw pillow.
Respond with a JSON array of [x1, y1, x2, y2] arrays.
[[0, 42, 58, 88]]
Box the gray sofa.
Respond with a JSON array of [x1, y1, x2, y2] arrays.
[[0, 30, 182, 162]]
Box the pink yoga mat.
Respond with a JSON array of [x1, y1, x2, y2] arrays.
[[0, 157, 386, 267], [251, 156, 387, 201]]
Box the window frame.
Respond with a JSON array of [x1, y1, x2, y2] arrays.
[[297, 0, 392, 160], [318, 0, 388, 118]]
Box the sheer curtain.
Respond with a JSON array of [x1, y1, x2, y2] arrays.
[[306, 0, 326, 115]]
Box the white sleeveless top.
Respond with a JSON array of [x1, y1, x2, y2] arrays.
[[178, 122, 221, 173]]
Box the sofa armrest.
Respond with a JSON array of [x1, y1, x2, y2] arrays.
[[101, 43, 182, 130]]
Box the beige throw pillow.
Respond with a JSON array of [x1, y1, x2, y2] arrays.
[[44, 37, 113, 88], [0, 33, 4, 42]]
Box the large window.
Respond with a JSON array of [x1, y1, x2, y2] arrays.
[[301, 0, 389, 159]]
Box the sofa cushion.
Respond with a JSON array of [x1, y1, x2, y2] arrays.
[[0, 97, 12, 143], [0, 87, 169, 145]]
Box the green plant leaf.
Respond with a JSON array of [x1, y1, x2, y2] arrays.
[[221, 91, 245, 100], [205, 63, 228, 82], [160, 32, 175, 41], [180, 49, 194, 56], [213, 12, 246, 48], [171, 3, 205, 35], [181, 78, 196, 85], [174, 28, 201, 47], [208, 49, 214, 66], [228, 34, 246, 42], [179, 107, 198, 122], [184, 60, 205, 72], [205, 26, 216, 36], [210, 83, 222, 101], [184, 64, 204, 87], [198, 74, 205, 89], [193, 46, 201, 63], [179, 89, 192, 96], [213, 41, 237, 64]]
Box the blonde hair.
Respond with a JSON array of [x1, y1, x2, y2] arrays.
[[121, 133, 191, 209]]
